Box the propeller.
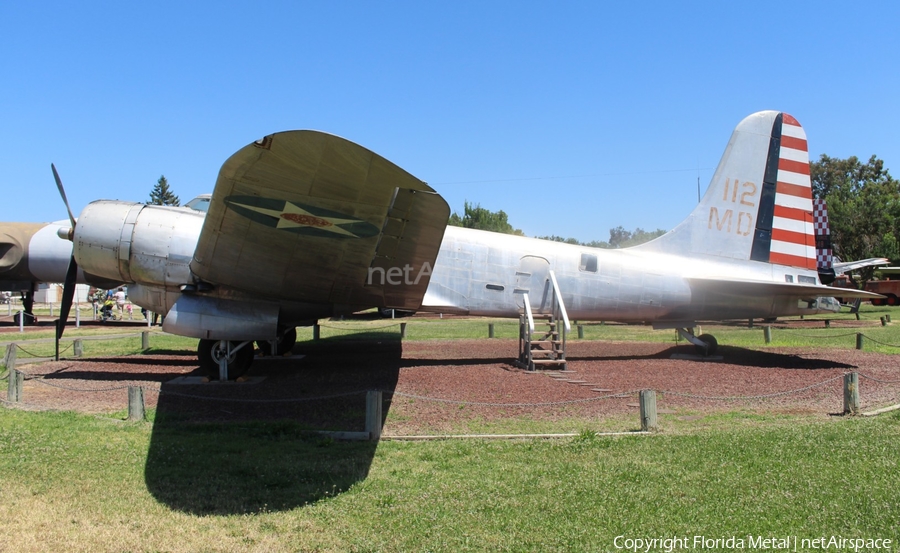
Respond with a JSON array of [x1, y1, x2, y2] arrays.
[[51, 163, 78, 341]]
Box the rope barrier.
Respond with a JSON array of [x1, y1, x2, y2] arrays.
[[387, 389, 638, 407], [661, 374, 846, 401], [857, 335, 900, 348], [14, 345, 50, 357]]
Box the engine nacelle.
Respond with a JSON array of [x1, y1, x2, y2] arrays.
[[74, 201, 204, 287]]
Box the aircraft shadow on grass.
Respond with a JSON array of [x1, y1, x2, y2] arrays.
[[143, 336, 401, 515]]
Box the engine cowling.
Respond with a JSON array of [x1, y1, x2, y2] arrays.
[[73, 201, 204, 287]]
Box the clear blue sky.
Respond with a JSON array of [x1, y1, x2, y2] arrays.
[[2, 1, 898, 242]]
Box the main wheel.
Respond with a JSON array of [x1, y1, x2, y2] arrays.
[[695, 333, 718, 356], [256, 327, 297, 356], [198, 339, 254, 380]]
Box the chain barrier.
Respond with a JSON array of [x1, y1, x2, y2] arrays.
[[662, 374, 846, 401], [317, 322, 402, 331], [777, 330, 861, 339], [769, 327, 900, 348], [387, 389, 638, 408], [157, 389, 367, 404], [30, 377, 138, 393], [858, 372, 900, 384]]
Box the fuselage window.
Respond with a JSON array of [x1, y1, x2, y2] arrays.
[[798, 275, 817, 284], [580, 253, 598, 273], [486, 284, 504, 291], [784, 275, 794, 283]]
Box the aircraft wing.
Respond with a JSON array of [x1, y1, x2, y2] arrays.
[[833, 258, 889, 275], [686, 276, 885, 300], [190, 131, 450, 311]]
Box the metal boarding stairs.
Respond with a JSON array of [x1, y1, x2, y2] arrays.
[[518, 270, 571, 371]]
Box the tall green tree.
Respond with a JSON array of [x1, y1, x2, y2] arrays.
[[448, 201, 524, 235], [811, 154, 899, 282], [149, 175, 180, 206]]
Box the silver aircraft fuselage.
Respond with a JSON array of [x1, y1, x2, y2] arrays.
[[422, 226, 836, 325]]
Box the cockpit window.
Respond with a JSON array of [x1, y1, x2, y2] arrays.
[[185, 195, 212, 213]]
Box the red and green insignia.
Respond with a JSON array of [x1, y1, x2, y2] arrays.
[[224, 196, 379, 238]]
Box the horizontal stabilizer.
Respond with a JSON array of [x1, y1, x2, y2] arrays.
[[833, 258, 889, 275], [686, 276, 884, 300]]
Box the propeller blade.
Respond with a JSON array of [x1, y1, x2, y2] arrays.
[[56, 255, 78, 340], [51, 163, 77, 228]]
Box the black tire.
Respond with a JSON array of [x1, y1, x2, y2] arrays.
[[872, 298, 886, 306], [198, 340, 254, 380], [888, 295, 898, 306], [12, 312, 37, 325], [695, 333, 718, 356], [256, 327, 297, 356], [198, 339, 216, 376]]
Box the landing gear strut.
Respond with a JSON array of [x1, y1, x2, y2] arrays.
[[256, 327, 297, 357], [13, 289, 38, 325], [677, 328, 718, 356], [198, 339, 254, 380]]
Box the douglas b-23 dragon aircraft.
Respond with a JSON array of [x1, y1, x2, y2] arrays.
[[0, 110, 882, 378]]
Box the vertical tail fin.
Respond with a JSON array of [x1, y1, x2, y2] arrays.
[[636, 111, 818, 271]]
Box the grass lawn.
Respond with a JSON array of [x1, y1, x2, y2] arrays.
[[2, 305, 900, 551], [0, 408, 898, 552]]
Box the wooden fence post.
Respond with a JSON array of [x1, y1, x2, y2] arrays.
[[73, 339, 83, 357], [365, 390, 383, 441], [3, 343, 16, 372], [488, 323, 494, 338], [128, 386, 145, 421], [577, 325, 584, 339], [7, 369, 23, 403], [313, 323, 320, 341], [764, 326, 772, 344], [856, 333, 865, 350], [400, 322, 407, 339], [843, 372, 859, 415], [141, 331, 150, 351], [639, 390, 657, 432]]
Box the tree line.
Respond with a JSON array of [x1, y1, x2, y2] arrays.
[[446, 200, 666, 248], [449, 154, 897, 283]]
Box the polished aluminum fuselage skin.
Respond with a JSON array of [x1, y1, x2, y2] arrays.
[[423, 226, 833, 324]]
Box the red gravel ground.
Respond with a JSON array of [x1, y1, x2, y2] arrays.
[[7, 335, 900, 434]]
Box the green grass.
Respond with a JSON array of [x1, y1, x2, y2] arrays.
[[3, 306, 900, 550], [1, 408, 898, 551]]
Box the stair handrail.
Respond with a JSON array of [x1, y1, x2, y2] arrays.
[[523, 293, 535, 333], [548, 270, 571, 332]]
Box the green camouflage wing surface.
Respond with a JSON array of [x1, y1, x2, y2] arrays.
[[190, 131, 449, 311]]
